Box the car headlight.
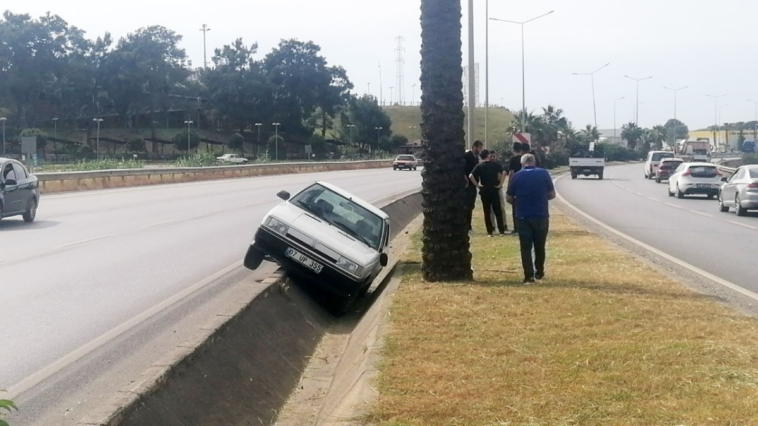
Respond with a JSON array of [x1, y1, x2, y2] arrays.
[[336, 256, 363, 276], [265, 217, 289, 236]]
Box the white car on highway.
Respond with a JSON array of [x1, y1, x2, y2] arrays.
[[243, 181, 390, 314], [718, 165, 758, 216], [217, 154, 249, 164], [667, 163, 723, 199], [644, 150, 675, 179]]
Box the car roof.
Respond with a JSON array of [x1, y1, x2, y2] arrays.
[[314, 181, 390, 220]]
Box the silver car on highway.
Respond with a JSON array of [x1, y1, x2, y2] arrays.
[[718, 165, 758, 216]]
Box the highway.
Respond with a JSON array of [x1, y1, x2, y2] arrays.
[[0, 167, 422, 425], [556, 163, 758, 292]]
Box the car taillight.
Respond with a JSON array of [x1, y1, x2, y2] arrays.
[[748, 183, 758, 189], [682, 171, 691, 176]]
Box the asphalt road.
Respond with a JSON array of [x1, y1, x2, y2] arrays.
[[556, 163, 758, 292], [0, 167, 421, 425]]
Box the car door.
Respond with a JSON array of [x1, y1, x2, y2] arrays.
[[723, 168, 742, 204], [1, 162, 21, 214], [12, 162, 32, 210], [669, 164, 685, 193]]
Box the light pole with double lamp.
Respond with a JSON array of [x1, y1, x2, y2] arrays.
[[272, 123, 281, 160], [624, 75, 652, 125], [572, 63, 610, 128], [184, 120, 194, 152], [93, 118, 104, 158]]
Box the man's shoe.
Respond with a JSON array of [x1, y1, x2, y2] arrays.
[[523, 277, 535, 285], [510, 229, 518, 235], [535, 272, 545, 280]]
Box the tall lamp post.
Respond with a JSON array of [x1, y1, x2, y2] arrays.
[[719, 105, 730, 151], [572, 62, 610, 128], [613, 97, 625, 139], [624, 75, 652, 125], [411, 84, 416, 106], [184, 120, 194, 153], [663, 86, 688, 120], [706, 94, 727, 150], [200, 24, 211, 70], [272, 123, 281, 160], [1, 117, 6, 156], [347, 124, 356, 147], [93, 118, 104, 158], [490, 10, 555, 133], [748, 100, 758, 140], [374, 126, 383, 157]]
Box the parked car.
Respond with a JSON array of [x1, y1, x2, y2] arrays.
[[393, 155, 417, 171], [667, 163, 722, 199], [718, 165, 758, 216], [0, 158, 39, 223], [655, 158, 684, 183], [243, 181, 390, 314], [217, 154, 249, 164], [644, 150, 675, 179]]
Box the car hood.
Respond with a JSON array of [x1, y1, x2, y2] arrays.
[[264, 202, 379, 265]]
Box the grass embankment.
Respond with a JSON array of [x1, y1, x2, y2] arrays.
[[372, 204, 758, 425], [384, 105, 515, 143]]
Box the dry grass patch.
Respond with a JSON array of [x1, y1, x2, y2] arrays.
[[371, 205, 758, 426]]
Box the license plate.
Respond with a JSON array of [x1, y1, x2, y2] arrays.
[[285, 248, 323, 274], [696, 184, 711, 188]]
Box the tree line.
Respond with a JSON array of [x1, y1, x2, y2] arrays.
[[0, 11, 397, 158]]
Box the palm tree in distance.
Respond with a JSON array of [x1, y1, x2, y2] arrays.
[[579, 124, 601, 142], [621, 122, 644, 150], [418, 0, 472, 281]]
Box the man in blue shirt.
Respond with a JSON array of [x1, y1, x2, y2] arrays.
[[506, 154, 556, 284]]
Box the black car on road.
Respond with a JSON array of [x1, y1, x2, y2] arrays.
[[1, 158, 39, 223]]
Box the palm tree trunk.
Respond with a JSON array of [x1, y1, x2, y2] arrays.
[[420, 0, 472, 281]]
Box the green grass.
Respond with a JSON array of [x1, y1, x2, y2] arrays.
[[384, 105, 515, 143]]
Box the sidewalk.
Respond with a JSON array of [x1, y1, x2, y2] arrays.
[[368, 202, 758, 425]]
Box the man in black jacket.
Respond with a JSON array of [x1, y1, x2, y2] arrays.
[[464, 140, 484, 232], [469, 150, 506, 236]]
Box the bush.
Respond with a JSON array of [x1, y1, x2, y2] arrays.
[[598, 144, 644, 162], [228, 133, 245, 153], [172, 129, 201, 151], [742, 154, 758, 165], [266, 135, 286, 161], [174, 151, 218, 167]]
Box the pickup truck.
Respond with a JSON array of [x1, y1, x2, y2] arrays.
[[569, 148, 605, 180]]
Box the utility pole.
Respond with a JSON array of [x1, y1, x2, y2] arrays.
[[0, 117, 6, 156], [184, 120, 194, 152], [467, 0, 476, 149], [663, 86, 688, 120], [378, 62, 383, 105], [255, 123, 262, 157], [200, 24, 211, 70], [390, 87, 394, 105], [706, 94, 727, 150], [93, 118, 104, 159], [485, 0, 489, 147], [273, 123, 281, 160], [395, 36, 405, 106], [624, 75, 652, 125]]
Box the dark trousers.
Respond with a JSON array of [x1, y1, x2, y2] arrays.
[[465, 185, 477, 230], [516, 218, 550, 279], [481, 188, 506, 235]]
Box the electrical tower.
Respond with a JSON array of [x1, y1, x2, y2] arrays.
[[395, 36, 405, 105]]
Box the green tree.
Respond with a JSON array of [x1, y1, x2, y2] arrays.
[[172, 129, 200, 151], [621, 122, 644, 150], [341, 95, 392, 152], [419, 0, 472, 281], [579, 124, 600, 142], [228, 133, 245, 155], [650, 125, 667, 150], [266, 135, 286, 160], [663, 119, 689, 146]]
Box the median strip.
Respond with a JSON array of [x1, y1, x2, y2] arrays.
[[370, 203, 758, 424]]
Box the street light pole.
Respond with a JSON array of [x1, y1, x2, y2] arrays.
[[624, 75, 653, 125], [613, 97, 625, 139], [184, 120, 194, 152], [200, 25, 211, 70], [272, 123, 281, 160], [706, 94, 727, 149], [93, 118, 104, 159], [375, 127, 383, 156], [467, 0, 476, 149], [572, 62, 610, 128], [255, 123, 262, 157], [663, 86, 688, 120], [749, 100, 758, 140], [0, 117, 6, 156], [490, 10, 555, 134]]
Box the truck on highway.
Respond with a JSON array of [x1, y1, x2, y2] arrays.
[[678, 139, 710, 162], [569, 144, 605, 180]]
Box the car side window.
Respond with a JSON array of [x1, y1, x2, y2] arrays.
[[12, 163, 27, 180], [2, 164, 15, 181], [675, 164, 685, 173]]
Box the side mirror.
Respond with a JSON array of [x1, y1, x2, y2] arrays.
[[721, 177, 728, 182], [276, 190, 290, 201], [379, 253, 389, 267]]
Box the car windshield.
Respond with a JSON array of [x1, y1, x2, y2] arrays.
[[290, 183, 383, 250], [652, 153, 674, 161], [397, 155, 415, 161], [688, 166, 718, 178]]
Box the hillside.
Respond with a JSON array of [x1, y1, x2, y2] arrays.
[[383, 105, 515, 144]]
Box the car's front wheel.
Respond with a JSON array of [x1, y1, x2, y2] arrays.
[[23, 198, 37, 223], [243, 246, 265, 270], [718, 194, 730, 212], [736, 196, 748, 217]]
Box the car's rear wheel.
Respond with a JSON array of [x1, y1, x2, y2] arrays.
[[22, 198, 37, 223], [676, 185, 684, 199], [655, 177, 661, 183], [718, 193, 729, 212], [598, 172, 604, 180], [243, 246, 265, 270], [736, 196, 748, 217]]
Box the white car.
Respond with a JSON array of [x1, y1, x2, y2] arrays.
[[667, 163, 723, 199], [243, 181, 390, 314], [644, 150, 675, 179], [217, 154, 248, 164]]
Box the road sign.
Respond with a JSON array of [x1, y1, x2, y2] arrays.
[[513, 133, 531, 145]]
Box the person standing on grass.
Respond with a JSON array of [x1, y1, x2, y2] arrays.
[[464, 140, 484, 232], [469, 150, 506, 237], [507, 142, 524, 234], [506, 153, 556, 284], [488, 151, 509, 233], [520, 142, 542, 168]]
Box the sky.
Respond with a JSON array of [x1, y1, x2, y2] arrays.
[[4, 0, 758, 131]]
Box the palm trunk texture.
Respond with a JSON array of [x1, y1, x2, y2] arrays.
[[419, 0, 473, 281]]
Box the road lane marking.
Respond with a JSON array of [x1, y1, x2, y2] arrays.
[[665, 203, 684, 209], [647, 197, 660, 202], [555, 175, 758, 306], [141, 219, 178, 229], [690, 211, 713, 218], [727, 220, 758, 231], [56, 235, 113, 249], [5, 261, 244, 400], [635, 192, 646, 197]]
